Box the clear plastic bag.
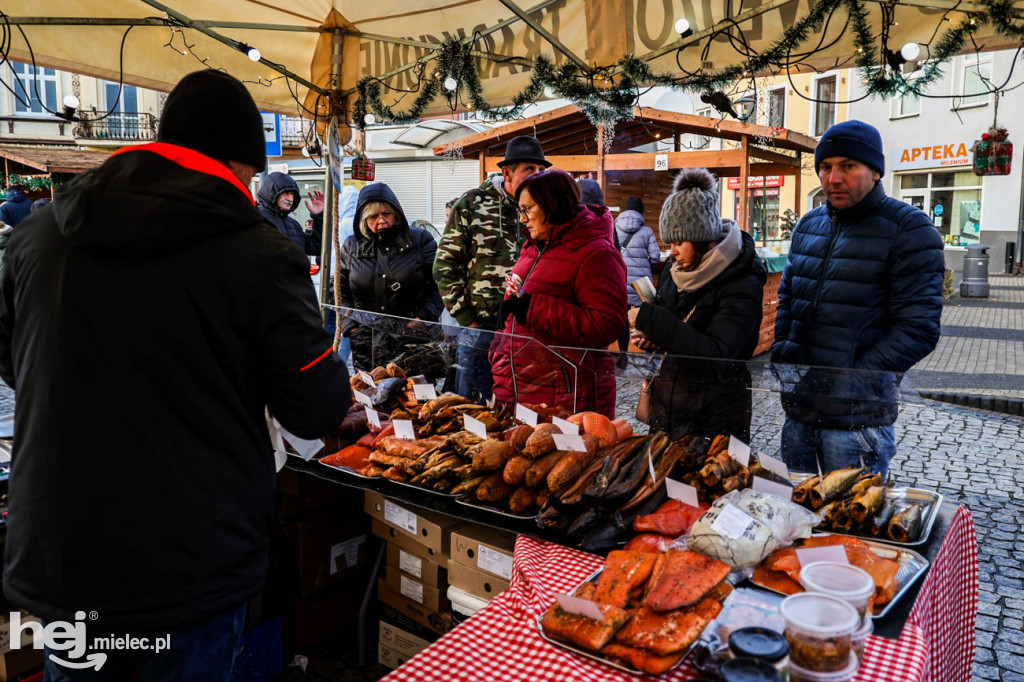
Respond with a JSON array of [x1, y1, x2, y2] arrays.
[[686, 488, 821, 571]]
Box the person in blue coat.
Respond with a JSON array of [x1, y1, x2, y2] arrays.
[[772, 120, 945, 478], [615, 197, 661, 353], [0, 185, 32, 227], [257, 171, 324, 258]]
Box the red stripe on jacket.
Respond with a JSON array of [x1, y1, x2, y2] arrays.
[[300, 346, 334, 372], [112, 142, 255, 204]]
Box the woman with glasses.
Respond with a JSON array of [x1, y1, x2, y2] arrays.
[[490, 169, 626, 418], [339, 182, 443, 371]]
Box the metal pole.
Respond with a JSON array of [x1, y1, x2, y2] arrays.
[[319, 31, 343, 329]]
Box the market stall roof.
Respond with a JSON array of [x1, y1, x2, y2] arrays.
[[0, 145, 111, 174], [446, 104, 818, 159], [390, 120, 489, 149], [4, 1, 1023, 130]]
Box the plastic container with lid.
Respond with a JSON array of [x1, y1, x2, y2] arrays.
[[719, 657, 783, 682], [851, 616, 873, 663], [729, 626, 789, 678], [799, 562, 876, 620], [779, 593, 859, 672], [788, 652, 859, 682]]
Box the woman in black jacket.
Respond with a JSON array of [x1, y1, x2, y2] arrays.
[[340, 183, 443, 370], [629, 168, 766, 440]]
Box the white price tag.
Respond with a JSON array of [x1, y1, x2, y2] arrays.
[[752, 476, 794, 500], [728, 435, 751, 467], [384, 500, 418, 535], [665, 478, 700, 508], [552, 417, 579, 435], [358, 371, 376, 387], [399, 549, 423, 579], [464, 414, 488, 440], [330, 535, 365, 574], [282, 429, 323, 461], [654, 153, 669, 171], [412, 384, 437, 401], [552, 433, 587, 452], [366, 408, 381, 429], [400, 575, 425, 604], [515, 404, 539, 426], [710, 503, 754, 540], [353, 390, 373, 407], [555, 594, 605, 621], [478, 546, 514, 580], [393, 419, 416, 440], [796, 545, 849, 567], [757, 451, 790, 480]]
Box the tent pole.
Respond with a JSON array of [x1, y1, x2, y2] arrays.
[[320, 30, 343, 331]]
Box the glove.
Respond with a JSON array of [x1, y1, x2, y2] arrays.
[[498, 293, 531, 326]]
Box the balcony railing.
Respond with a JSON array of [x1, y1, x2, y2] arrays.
[[75, 112, 156, 142]]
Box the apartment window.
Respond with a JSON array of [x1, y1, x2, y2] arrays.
[[959, 59, 991, 107], [767, 88, 786, 127], [104, 82, 139, 114], [11, 62, 57, 115], [813, 76, 836, 136]]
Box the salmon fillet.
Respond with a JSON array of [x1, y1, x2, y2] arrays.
[[643, 550, 730, 612], [601, 642, 684, 674], [613, 602, 712, 655], [540, 602, 632, 652], [593, 551, 659, 608]]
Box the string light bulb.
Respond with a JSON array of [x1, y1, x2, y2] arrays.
[[901, 42, 921, 62], [674, 18, 693, 38], [237, 42, 261, 61], [364, 113, 376, 125], [63, 95, 79, 110], [543, 86, 555, 98], [444, 77, 458, 91]]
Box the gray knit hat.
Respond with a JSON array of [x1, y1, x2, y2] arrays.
[[659, 168, 723, 243]]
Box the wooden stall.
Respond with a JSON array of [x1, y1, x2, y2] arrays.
[[434, 105, 817, 355]]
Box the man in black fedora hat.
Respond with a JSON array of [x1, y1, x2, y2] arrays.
[[434, 135, 549, 402]]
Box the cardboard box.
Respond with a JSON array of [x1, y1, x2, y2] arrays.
[[364, 491, 463, 555], [284, 509, 370, 596], [378, 642, 413, 670], [450, 525, 515, 581], [377, 579, 453, 636], [378, 620, 433, 659], [379, 604, 443, 645], [372, 518, 450, 563], [385, 567, 449, 612], [0, 613, 40, 656], [446, 560, 510, 600], [386, 543, 446, 587], [0, 646, 43, 682]]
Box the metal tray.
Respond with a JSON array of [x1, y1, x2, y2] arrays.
[[534, 569, 697, 676], [749, 535, 930, 620], [386, 476, 462, 498], [316, 459, 379, 480], [455, 492, 535, 520], [790, 474, 942, 546]]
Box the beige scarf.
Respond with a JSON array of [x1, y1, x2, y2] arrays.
[[670, 219, 743, 293]]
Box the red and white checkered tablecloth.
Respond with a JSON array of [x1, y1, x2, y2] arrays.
[[383, 506, 977, 682]]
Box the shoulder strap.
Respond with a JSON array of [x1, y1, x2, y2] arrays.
[[375, 246, 402, 292], [620, 230, 637, 253]]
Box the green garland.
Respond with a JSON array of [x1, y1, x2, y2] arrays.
[[1, 174, 63, 192], [353, 0, 993, 130]]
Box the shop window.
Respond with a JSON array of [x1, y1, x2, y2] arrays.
[[767, 88, 786, 127], [958, 59, 991, 108], [810, 189, 826, 210], [735, 187, 781, 243], [896, 170, 982, 245], [11, 62, 57, 115], [813, 76, 836, 136]]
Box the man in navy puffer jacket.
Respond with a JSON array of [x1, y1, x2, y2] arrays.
[[772, 120, 944, 478]]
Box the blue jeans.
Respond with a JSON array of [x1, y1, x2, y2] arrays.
[[781, 417, 896, 479], [456, 328, 494, 403], [44, 603, 246, 682]]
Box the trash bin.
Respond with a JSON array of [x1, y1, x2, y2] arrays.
[[960, 243, 990, 298]]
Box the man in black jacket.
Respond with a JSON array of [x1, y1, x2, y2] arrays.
[[257, 171, 324, 258], [772, 120, 944, 478], [0, 70, 351, 679]]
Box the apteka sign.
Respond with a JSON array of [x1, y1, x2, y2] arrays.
[[891, 140, 973, 171]]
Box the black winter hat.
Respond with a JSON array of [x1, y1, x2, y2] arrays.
[[626, 197, 644, 214], [158, 70, 267, 171], [497, 136, 550, 168], [577, 178, 604, 206], [814, 120, 885, 177]]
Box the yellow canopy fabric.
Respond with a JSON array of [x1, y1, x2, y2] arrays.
[[4, 1, 1021, 124]]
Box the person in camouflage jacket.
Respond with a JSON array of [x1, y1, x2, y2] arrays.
[[433, 136, 548, 401]]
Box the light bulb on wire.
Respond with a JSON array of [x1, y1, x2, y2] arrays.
[[674, 18, 693, 38], [63, 95, 79, 110], [364, 113, 376, 125], [444, 77, 458, 91], [900, 43, 920, 62], [237, 42, 261, 61], [543, 86, 555, 98]]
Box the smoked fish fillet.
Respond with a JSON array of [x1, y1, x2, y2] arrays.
[[643, 550, 730, 612], [593, 551, 659, 608], [540, 602, 632, 652]]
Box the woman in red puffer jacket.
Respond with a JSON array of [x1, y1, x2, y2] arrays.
[[489, 169, 626, 418]]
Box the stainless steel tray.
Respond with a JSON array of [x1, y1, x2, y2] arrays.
[[455, 492, 535, 520], [534, 568, 697, 676], [749, 535, 930, 620], [317, 459, 378, 480], [386, 475, 461, 498], [789, 474, 942, 546]]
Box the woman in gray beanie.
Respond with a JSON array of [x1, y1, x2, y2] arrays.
[[628, 168, 767, 439]]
